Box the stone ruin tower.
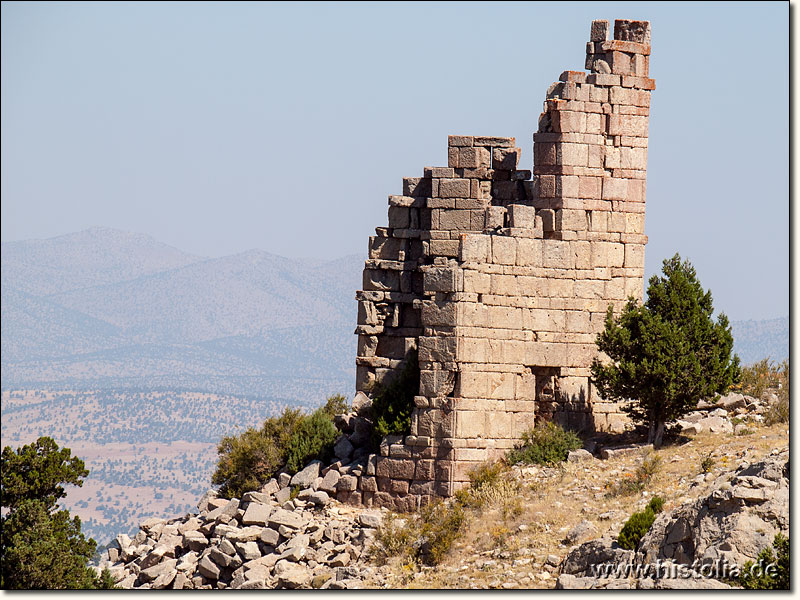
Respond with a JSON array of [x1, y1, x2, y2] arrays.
[[353, 19, 654, 510]]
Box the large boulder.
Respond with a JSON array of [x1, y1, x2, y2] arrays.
[[290, 461, 322, 488], [561, 537, 635, 576], [639, 449, 788, 567]]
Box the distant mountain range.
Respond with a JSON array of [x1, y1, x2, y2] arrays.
[[0, 228, 787, 403], [1, 228, 363, 405]]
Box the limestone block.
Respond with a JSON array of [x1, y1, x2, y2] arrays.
[[491, 236, 517, 265], [474, 136, 515, 147], [512, 412, 537, 436], [574, 279, 605, 299], [485, 206, 507, 229], [620, 147, 647, 170], [525, 342, 567, 367], [608, 242, 624, 267], [414, 460, 435, 481], [584, 112, 605, 135], [633, 54, 649, 77], [457, 337, 488, 363], [605, 146, 621, 169], [438, 208, 472, 231], [428, 240, 460, 257], [357, 301, 380, 326], [462, 270, 491, 294], [447, 147, 459, 168], [363, 269, 399, 291], [438, 178, 471, 198], [487, 305, 522, 329], [507, 204, 536, 228], [517, 238, 543, 267], [602, 177, 628, 201], [421, 299, 457, 327], [590, 19, 609, 42], [492, 147, 521, 170], [607, 114, 648, 137], [585, 143, 604, 168], [458, 302, 488, 327], [455, 410, 486, 437], [418, 336, 457, 363], [607, 212, 626, 232], [624, 277, 644, 300], [425, 167, 455, 178], [459, 233, 490, 262], [387, 206, 410, 229], [605, 50, 634, 75], [565, 310, 591, 333], [548, 277, 574, 299], [588, 209, 608, 232], [419, 369, 455, 398], [524, 308, 566, 332], [483, 410, 513, 438], [556, 208, 588, 231], [448, 135, 473, 147], [559, 143, 589, 167], [624, 243, 645, 269], [605, 277, 625, 300], [576, 176, 601, 199], [626, 178, 647, 202], [543, 240, 574, 269], [403, 177, 432, 197], [423, 266, 462, 292], [489, 273, 518, 296], [571, 240, 592, 269], [614, 19, 651, 45], [551, 111, 587, 134], [534, 141, 557, 166]]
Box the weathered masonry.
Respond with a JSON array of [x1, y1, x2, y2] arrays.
[[353, 19, 654, 510]]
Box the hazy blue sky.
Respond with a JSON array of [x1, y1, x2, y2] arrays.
[[1, 2, 789, 320]]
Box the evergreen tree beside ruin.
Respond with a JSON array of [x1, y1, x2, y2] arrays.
[[591, 254, 741, 447]]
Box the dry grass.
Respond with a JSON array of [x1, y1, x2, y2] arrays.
[[365, 421, 789, 589]]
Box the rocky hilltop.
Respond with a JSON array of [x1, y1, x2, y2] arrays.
[[97, 392, 788, 589]]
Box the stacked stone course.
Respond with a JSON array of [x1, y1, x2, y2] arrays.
[[353, 18, 654, 510]]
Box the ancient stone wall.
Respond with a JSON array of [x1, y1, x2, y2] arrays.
[[353, 18, 654, 510]]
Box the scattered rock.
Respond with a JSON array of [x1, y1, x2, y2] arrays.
[[290, 461, 322, 488], [564, 520, 598, 545], [567, 449, 594, 462]]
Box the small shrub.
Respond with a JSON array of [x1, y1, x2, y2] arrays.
[[617, 496, 665, 550], [700, 453, 715, 474], [370, 350, 420, 447], [506, 422, 582, 466], [415, 500, 466, 566], [374, 514, 414, 562], [212, 395, 345, 498], [374, 499, 466, 567], [738, 534, 789, 589], [319, 394, 349, 419], [459, 461, 519, 512], [284, 410, 338, 473], [212, 427, 284, 498], [606, 453, 662, 497], [765, 395, 789, 426]]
